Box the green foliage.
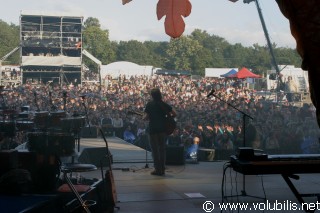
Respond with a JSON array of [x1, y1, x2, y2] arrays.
[[0, 18, 302, 77], [116, 40, 154, 65], [82, 17, 115, 71], [83, 17, 101, 29], [0, 20, 19, 64], [166, 36, 202, 71], [144, 41, 168, 68]]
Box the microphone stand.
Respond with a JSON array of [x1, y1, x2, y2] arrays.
[[0, 92, 7, 124], [49, 91, 57, 111], [33, 91, 40, 112], [62, 90, 67, 112], [208, 91, 262, 199], [209, 92, 253, 147], [81, 96, 92, 134]]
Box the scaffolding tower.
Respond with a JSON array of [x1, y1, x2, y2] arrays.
[[20, 12, 83, 86]]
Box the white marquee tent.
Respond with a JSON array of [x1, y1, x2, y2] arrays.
[[100, 61, 154, 79]]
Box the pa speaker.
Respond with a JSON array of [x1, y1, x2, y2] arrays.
[[165, 146, 185, 165], [0, 150, 18, 176], [78, 148, 111, 167]]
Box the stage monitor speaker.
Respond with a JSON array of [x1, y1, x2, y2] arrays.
[[197, 148, 215, 161], [0, 150, 18, 176], [165, 146, 185, 165], [78, 148, 111, 167], [81, 126, 98, 138]]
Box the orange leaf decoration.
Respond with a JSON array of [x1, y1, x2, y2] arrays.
[[157, 0, 192, 38], [122, 0, 132, 5]]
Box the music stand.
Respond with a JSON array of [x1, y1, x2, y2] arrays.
[[207, 90, 263, 199]]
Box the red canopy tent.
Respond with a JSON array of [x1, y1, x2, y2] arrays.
[[228, 67, 261, 79]]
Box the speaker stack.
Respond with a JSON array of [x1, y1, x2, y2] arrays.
[[165, 146, 185, 165]]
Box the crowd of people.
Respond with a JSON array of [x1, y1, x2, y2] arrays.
[[0, 74, 319, 158]]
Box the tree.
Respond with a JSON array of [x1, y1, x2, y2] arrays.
[[245, 44, 271, 75], [202, 33, 229, 67], [82, 17, 115, 70], [83, 17, 101, 29], [116, 40, 154, 65], [0, 21, 19, 64], [166, 36, 201, 71], [223, 43, 248, 68], [144, 41, 168, 68], [274, 47, 302, 67]]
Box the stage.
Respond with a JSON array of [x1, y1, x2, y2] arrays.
[[3, 136, 320, 212], [77, 136, 320, 213]]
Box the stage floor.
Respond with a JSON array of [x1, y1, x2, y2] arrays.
[[77, 136, 320, 213], [79, 136, 153, 164]]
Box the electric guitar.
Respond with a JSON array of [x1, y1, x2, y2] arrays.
[[99, 128, 119, 212], [129, 109, 176, 135]]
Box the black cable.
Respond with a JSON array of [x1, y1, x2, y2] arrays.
[[260, 175, 267, 201], [221, 161, 232, 213]]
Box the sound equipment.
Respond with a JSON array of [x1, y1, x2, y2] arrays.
[[61, 116, 85, 133], [197, 148, 215, 161], [48, 110, 66, 129], [16, 120, 34, 131], [34, 111, 49, 129], [229, 154, 320, 213], [165, 146, 185, 165], [27, 132, 75, 157], [81, 126, 98, 138], [0, 121, 16, 137], [78, 148, 112, 167], [0, 150, 18, 176]]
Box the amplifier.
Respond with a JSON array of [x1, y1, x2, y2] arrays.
[[0, 150, 18, 176], [166, 146, 185, 165]]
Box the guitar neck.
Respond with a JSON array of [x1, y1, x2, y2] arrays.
[[128, 110, 144, 117]]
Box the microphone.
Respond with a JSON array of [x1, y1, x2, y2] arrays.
[[207, 89, 215, 98]]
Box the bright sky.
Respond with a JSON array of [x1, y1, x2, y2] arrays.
[[0, 0, 296, 48]]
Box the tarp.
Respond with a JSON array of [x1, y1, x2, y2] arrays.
[[205, 68, 238, 78], [220, 69, 237, 77], [22, 56, 81, 66], [228, 67, 261, 79]]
